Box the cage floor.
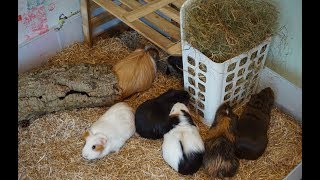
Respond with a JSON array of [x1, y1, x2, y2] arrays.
[[18, 30, 301, 180]]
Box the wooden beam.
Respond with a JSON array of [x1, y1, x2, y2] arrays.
[[166, 42, 181, 55], [90, 1, 100, 12], [123, 0, 176, 22], [144, 0, 180, 24], [172, 0, 185, 9], [92, 0, 174, 53], [120, 0, 180, 40], [81, 0, 92, 47], [91, 11, 115, 28]]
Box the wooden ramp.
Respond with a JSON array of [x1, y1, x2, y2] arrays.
[[81, 0, 185, 56]]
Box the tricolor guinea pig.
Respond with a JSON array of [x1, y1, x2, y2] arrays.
[[203, 102, 240, 179], [162, 102, 205, 175], [82, 102, 135, 160]]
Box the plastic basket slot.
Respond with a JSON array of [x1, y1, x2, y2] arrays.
[[188, 86, 195, 95], [198, 92, 205, 101], [260, 44, 268, 54], [246, 72, 253, 80], [248, 62, 255, 71], [198, 82, 206, 92], [250, 51, 258, 60], [239, 57, 248, 66], [199, 62, 207, 72], [257, 55, 264, 65], [237, 68, 245, 77], [224, 92, 231, 100], [225, 83, 233, 92], [226, 73, 235, 82], [188, 66, 195, 76], [227, 62, 237, 72], [234, 87, 241, 95], [236, 77, 244, 86], [198, 73, 206, 83], [188, 77, 195, 86], [197, 101, 205, 110], [187, 56, 195, 66]]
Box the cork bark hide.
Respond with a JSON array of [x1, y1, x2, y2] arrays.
[[18, 63, 121, 123]]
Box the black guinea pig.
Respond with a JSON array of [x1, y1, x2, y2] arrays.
[[134, 88, 190, 139]]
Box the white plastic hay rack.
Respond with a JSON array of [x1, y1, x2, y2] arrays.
[[180, 0, 272, 126]]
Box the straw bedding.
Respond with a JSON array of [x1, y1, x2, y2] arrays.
[[18, 32, 301, 179]]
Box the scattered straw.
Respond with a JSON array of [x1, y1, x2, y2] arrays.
[[184, 0, 279, 63], [19, 32, 300, 179]]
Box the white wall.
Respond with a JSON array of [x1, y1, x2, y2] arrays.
[[18, 0, 120, 73], [266, 0, 302, 88]]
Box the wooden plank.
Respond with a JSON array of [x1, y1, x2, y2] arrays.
[[144, 0, 180, 23], [91, 11, 115, 28], [172, 0, 185, 9], [90, 1, 100, 12], [81, 0, 92, 47], [120, 0, 180, 40], [92, 0, 174, 54], [123, 0, 176, 22], [166, 42, 181, 55]]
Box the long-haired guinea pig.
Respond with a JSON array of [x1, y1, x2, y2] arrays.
[[235, 87, 275, 160], [113, 46, 159, 98], [162, 102, 204, 175], [82, 102, 135, 160], [135, 88, 190, 139], [203, 102, 239, 179]]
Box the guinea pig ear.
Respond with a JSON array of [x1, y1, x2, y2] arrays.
[[99, 137, 107, 145], [82, 130, 90, 140]]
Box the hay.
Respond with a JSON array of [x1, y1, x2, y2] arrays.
[[18, 32, 300, 179], [184, 0, 279, 63]]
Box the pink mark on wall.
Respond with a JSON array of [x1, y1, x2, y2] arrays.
[[22, 5, 49, 41]]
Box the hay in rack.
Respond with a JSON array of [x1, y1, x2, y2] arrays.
[[184, 0, 279, 63]]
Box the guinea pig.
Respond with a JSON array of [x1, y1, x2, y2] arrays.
[[82, 102, 135, 160], [235, 87, 275, 160], [113, 46, 159, 98], [162, 102, 205, 175], [134, 88, 190, 139], [203, 102, 240, 179], [166, 56, 183, 77]]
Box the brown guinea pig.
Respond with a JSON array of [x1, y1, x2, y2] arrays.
[[203, 102, 240, 179], [234, 87, 275, 160]]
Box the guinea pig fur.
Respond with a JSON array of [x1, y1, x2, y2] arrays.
[[203, 102, 240, 179], [235, 87, 275, 160], [162, 103, 205, 175], [82, 102, 135, 160], [135, 88, 190, 139], [113, 46, 159, 98], [166, 56, 183, 77]]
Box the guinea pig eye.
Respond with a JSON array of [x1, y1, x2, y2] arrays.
[[92, 145, 96, 150]]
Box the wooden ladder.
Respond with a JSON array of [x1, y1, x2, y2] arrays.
[[80, 0, 185, 56]]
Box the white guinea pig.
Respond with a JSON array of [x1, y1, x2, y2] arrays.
[[162, 103, 205, 175], [82, 102, 135, 160]]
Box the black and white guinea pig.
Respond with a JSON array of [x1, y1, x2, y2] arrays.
[[162, 102, 205, 175], [134, 88, 190, 139], [203, 102, 239, 179], [82, 102, 135, 160]]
